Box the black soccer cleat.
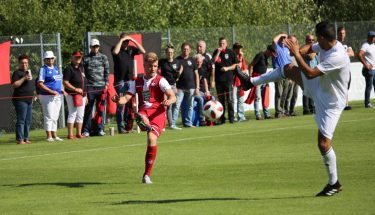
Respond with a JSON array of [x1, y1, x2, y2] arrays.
[[316, 181, 342, 197], [233, 65, 253, 91], [135, 112, 152, 133]]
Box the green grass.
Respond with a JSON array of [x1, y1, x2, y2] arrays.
[[0, 101, 374, 215]]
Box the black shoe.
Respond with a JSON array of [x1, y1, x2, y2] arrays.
[[265, 115, 271, 120], [234, 65, 253, 91], [256, 116, 262, 120], [303, 110, 310, 115], [316, 181, 342, 197], [344, 106, 352, 110], [135, 112, 152, 132]]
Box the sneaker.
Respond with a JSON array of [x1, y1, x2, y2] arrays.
[[316, 181, 342, 197], [82, 132, 90, 137], [169, 125, 182, 130], [54, 137, 63, 141], [233, 65, 253, 90], [256, 116, 262, 120], [16, 140, 27, 145], [265, 115, 271, 120], [344, 106, 352, 110], [46, 137, 55, 142], [98, 130, 106, 136], [142, 175, 153, 184], [365, 104, 373, 108], [135, 112, 152, 132]]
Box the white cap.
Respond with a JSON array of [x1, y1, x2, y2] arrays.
[[90, 39, 100, 46], [43, 51, 55, 59]]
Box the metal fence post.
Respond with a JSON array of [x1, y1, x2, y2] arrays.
[[232, 25, 236, 44], [288, 23, 292, 35], [334, 21, 338, 39], [167, 28, 171, 44], [56, 33, 65, 128], [40, 34, 44, 65]]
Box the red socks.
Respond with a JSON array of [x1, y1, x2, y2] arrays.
[[144, 146, 157, 177]]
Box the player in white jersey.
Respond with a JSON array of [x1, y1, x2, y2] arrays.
[[234, 21, 349, 196]]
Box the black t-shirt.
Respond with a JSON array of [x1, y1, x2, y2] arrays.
[[198, 67, 206, 91], [11, 70, 35, 103], [158, 58, 182, 85], [112, 46, 140, 82], [63, 64, 87, 94], [176, 56, 197, 90], [213, 48, 238, 83], [200, 53, 213, 85], [252, 52, 269, 75]]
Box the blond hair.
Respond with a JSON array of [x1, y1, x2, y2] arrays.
[[145, 52, 158, 62]]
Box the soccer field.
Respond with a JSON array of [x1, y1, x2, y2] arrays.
[[0, 102, 374, 215]]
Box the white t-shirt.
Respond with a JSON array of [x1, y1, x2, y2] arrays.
[[127, 75, 171, 108], [360, 42, 375, 67], [303, 41, 350, 110]]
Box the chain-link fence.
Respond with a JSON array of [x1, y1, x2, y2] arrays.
[[0, 34, 64, 133]]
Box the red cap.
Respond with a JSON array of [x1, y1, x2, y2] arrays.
[[72, 51, 82, 57]]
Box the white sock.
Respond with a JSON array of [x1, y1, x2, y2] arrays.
[[322, 147, 338, 185], [251, 67, 285, 86]]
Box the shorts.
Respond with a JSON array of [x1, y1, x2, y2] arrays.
[[139, 105, 166, 137], [314, 105, 343, 140]]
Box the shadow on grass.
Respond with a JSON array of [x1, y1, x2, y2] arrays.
[[3, 182, 106, 188], [112, 195, 314, 205]]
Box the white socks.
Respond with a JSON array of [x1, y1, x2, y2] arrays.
[[322, 147, 338, 185], [251, 67, 285, 86]]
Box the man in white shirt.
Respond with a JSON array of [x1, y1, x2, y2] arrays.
[[357, 31, 375, 108], [234, 21, 350, 197]]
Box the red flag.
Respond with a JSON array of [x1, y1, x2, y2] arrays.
[[0, 41, 11, 85], [263, 84, 270, 108], [244, 86, 256, 104]]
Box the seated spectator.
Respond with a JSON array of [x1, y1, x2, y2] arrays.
[[11, 54, 35, 144], [63, 51, 87, 139], [194, 54, 211, 126]]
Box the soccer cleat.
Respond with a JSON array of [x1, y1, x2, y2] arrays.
[[135, 112, 152, 132], [316, 181, 342, 197], [233, 65, 253, 91], [142, 175, 153, 184]]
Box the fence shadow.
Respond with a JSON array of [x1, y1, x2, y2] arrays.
[[3, 182, 107, 188]]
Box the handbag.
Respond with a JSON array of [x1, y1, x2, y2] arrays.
[[72, 66, 85, 107]]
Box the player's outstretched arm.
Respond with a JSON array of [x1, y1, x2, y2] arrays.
[[112, 94, 132, 105], [162, 89, 176, 106]]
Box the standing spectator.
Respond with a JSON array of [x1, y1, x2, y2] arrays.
[[337, 26, 355, 110], [63, 51, 87, 139], [248, 45, 273, 120], [112, 52, 176, 184], [302, 34, 317, 115], [173, 43, 199, 128], [358, 31, 375, 108], [112, 33, 145, 134], [11, 54, 35, 144], [271, 33, 291, 118], [196, 40, 214, 89], [159, 43, 182, 129], [82, 39, 110, 136], [212, 37, 238, 124], [232, 42, 247, 122], [37, 51, 64, 142]]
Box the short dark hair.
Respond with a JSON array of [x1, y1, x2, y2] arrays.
[[316, 21, 336, 41], [165, 43, 174, 52], [337, 26, 345, 32], [18, 54, 29, 62], [219, 37, 226, 42], [181, 42, 190, 49]]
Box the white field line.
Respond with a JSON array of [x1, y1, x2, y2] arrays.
[[0, 117, 373, 162]]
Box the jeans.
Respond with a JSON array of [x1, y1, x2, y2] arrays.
[[14, 101, 33, 141], [83, 86, 105, 133], [254, 84, 270, 118], [195, 92, 206, 122], [233, 86, 246, 121], [115, 81, 134, 132], [172, 88, 195, 127], [216, 82, 234, 123], [166, 85, 177, 127], [362, 69, 375, 106]]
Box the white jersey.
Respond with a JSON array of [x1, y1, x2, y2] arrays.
[[303, 41, 350, 110], [360, 42, 375, 67]]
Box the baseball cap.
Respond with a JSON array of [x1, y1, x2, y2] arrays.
[[90, 38, 100, 46], [71, 51, 82, 57], [368, 31, 375, 37], [232, 42, 243, 49], [43, 51, 55, 59]]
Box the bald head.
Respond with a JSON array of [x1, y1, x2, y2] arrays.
[[197, 40, 206, 54]]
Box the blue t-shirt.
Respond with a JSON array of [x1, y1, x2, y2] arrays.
[[272, 43, 291, 69], [38, 65, 63, 95]]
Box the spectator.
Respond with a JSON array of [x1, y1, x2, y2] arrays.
[[159, 43, 182, 129], [358, 31, 375, 108], [232, 42, 247, 122], [11, 54, 35, 144], [112, 33, 145, 134], [285, 35, 300, 116], [63, 51, 87, 139], [82, 39, 110, 136], [196, 40, 214, 89], [271, 33, 291, 118], [37, 51, 64, 142], [212, 37, 238, 124], [248, 45, 273, 120], [337, 26, 355, 110], [194, 53, 210, 126], [302, 34, 317, 115], [173, 42, 199, 128]]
